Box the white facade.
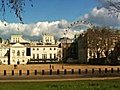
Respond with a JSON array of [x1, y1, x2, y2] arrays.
[[30, 45, 59, 62], [10, 34, 29, 43], [0, 46, 9, 64], [0, 34, 61, 65], [10, 43, 30, 65], [43, 34, 55, 44]]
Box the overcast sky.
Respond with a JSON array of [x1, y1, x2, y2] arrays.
[[0, 0, 120, 40]]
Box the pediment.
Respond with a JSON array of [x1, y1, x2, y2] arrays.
[[11, 43, 25, 47]]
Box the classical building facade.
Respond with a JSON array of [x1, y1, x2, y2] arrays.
[[0, 34, 61, 65], [10, 43, 30, 65], [0, 45, 9, 64]]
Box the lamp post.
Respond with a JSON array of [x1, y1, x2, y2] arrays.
[[61, 29, 68, 69], [64, 29, 68, 62]]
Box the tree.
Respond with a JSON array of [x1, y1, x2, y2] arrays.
[[87, 26, 116, 59], [0, 0, 33, 23], [86, 26, 120, 65]]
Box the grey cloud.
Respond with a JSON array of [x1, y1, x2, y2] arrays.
[[82, 7, 120, 27]]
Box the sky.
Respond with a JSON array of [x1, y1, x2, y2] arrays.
[[0, 0, 99, 23], [23, 0, 99, 23], [0, 0, 120, 40]]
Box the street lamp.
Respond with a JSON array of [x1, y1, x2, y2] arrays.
[[61, 29, 68, 69], [64, 29, 68, 62]]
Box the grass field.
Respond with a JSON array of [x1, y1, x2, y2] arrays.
[[0, 80, 120, 90]]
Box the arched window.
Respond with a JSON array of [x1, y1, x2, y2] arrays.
[[12, 50, 15, 53], [22, 60, 25, 62], [22, 50, 25, 56], [12, 50, 15, 56], [37, 48, 39, 50], [17, 50, 20, 56]]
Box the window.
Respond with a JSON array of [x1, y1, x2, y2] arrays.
[[33, 54, 35, 59], [22, 50, 25, 56], [37, 54, 39, 59], [54, 48, 56, 50], [13, 38, 15, 42], [18, 38, 19, 42], [42, 54, 47, 59], [4, 60, 6, 62], [50, 48, 52, 50], [43, 48, 45, 50], [50, 53, 52, 59], [12, 50, 15, 56], [22, 60, 25, 62], [16, 38, 17, 42], [17, 50, 20, 56], [54, 54, 56, 59], [37, 48, 39, 50], [33, 48, 35, 50]]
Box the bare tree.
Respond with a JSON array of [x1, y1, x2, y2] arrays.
[[0, 0, 33, 23], [87, 26, 115, 59], [98, 0, 120, 17]]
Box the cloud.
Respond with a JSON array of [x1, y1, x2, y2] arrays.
[[3, 6, 120, 41], [0, 19, 82, 40], [82, 7, 120, 27]]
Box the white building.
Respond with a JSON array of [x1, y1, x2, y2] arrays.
[[10, 43, 30, 65], [10, 34, 29, 43], [30, 34, 61, 63], [0, 45, 9, 64], [30, 45, 58, 62], [0, 34, 62, 65], [42, 34, 55, 44]]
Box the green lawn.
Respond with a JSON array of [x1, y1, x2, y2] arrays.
[[0, 80, 120, 90]]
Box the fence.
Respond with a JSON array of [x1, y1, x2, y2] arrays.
[[1, 68, 120, 76]]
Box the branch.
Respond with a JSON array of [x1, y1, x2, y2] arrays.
[[0, 0, 33, 23]]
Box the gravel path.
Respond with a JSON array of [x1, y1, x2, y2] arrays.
[[0, 75, 120, 82]]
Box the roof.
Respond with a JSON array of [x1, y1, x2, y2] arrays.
[[11, 43, 25, 47]]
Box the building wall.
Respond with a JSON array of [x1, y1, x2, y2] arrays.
[[78, 34, 87, 64], [10, 43, 30, 65], [0, 47, 9, 64], [30, 45, 58, 62], [43, 34, 55, 44], [0, 34, 61, 65], [10, 34, 29, 43]]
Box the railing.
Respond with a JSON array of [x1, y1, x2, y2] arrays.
[[1, 68, 120, 76]]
